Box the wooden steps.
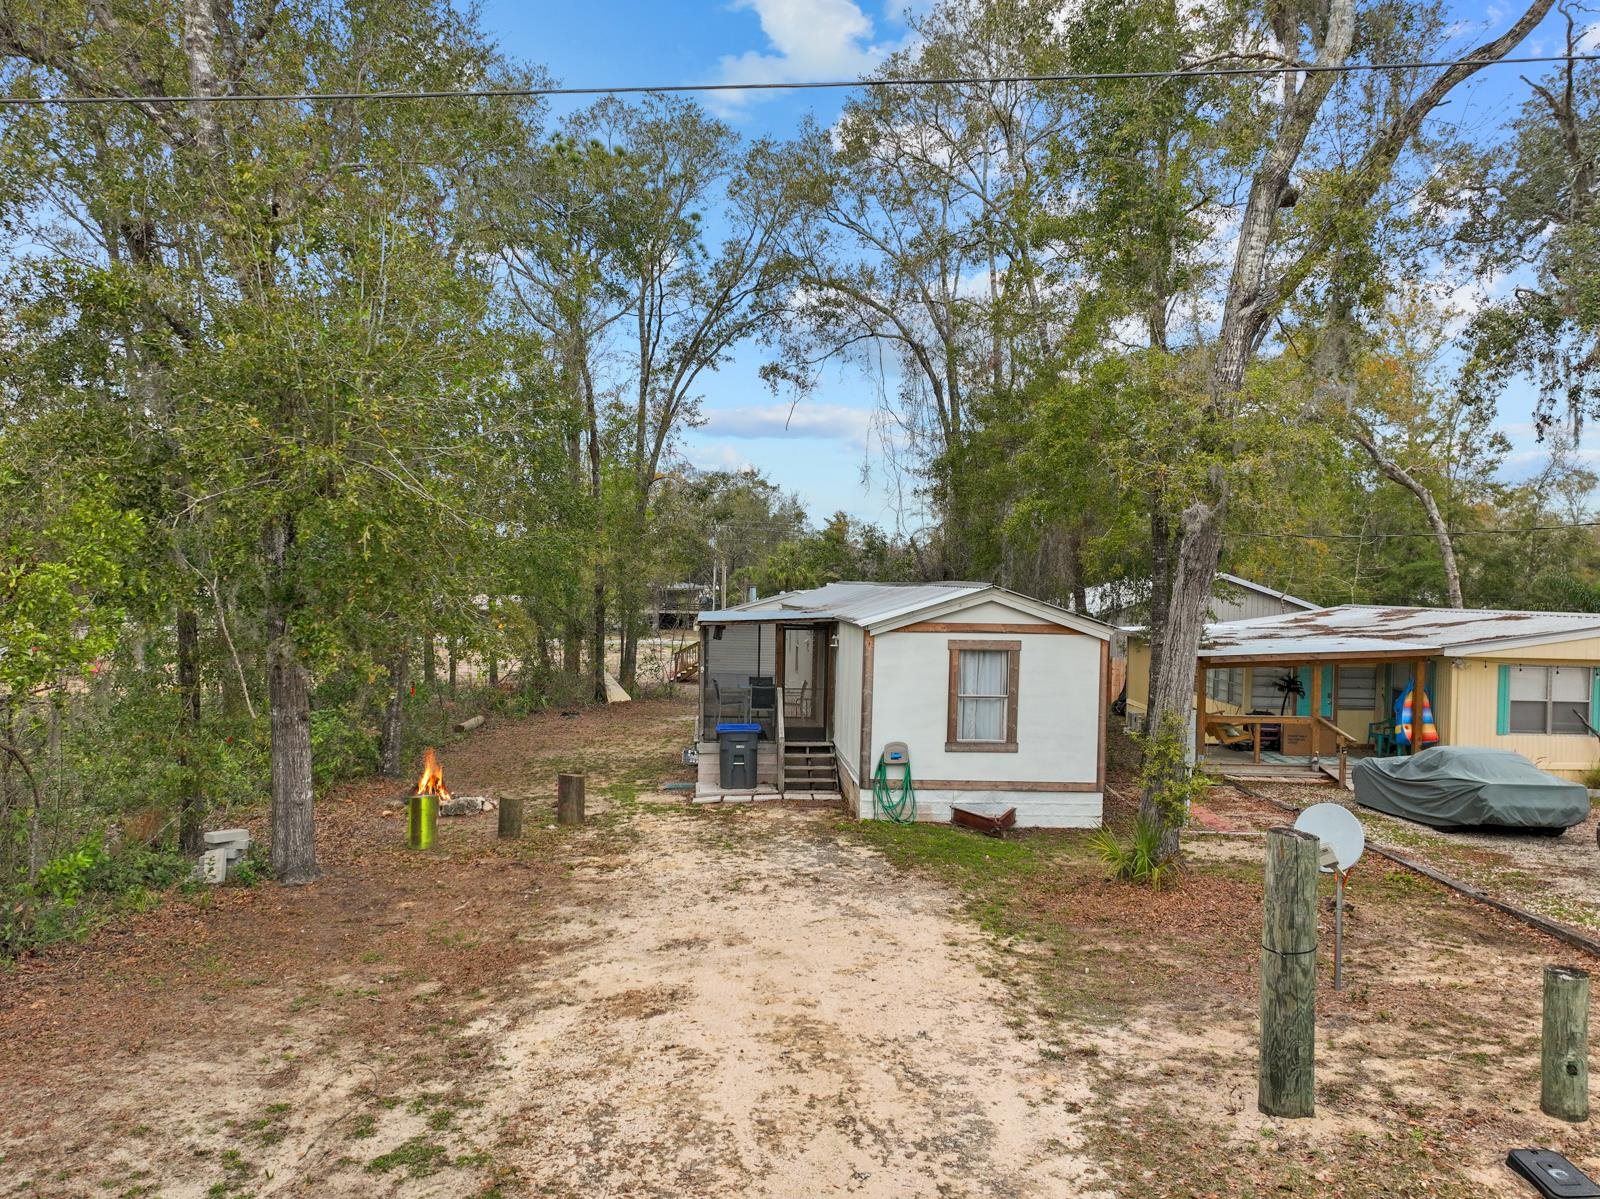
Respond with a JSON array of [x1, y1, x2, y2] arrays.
[[782, 740, 838, 794]]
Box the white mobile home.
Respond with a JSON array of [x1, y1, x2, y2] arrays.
[[694, 581, 1113, 827]]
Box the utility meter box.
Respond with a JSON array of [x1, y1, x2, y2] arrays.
[[716, 722, 761, 789]]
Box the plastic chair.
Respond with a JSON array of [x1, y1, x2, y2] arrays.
[[1367, 720, 1397, 756]]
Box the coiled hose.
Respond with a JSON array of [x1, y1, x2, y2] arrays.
[[872, 756, 916, 824]]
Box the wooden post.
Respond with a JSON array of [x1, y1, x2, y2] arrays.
[[1253, 718, 1262, 764], [1543, 965, 1591, 1122], [557, 773, 585, 826], [1309, 663, 1322, 767], [1260, 825, 1319, 1118], [1194, 665, 1206, 765], [498, 795, 523, 840]]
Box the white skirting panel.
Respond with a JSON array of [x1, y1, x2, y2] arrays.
[[851, 787, 1102, 829]]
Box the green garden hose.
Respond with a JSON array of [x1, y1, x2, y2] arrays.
[[872, 756, 916, 825]]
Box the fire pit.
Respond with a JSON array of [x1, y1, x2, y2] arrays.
[[408, 747, 447, 850]]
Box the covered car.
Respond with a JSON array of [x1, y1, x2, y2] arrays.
[[1352, 747, 1589, 831]]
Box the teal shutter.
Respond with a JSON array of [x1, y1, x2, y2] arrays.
[[1591, 668, 1600, 728], [1295, 667, 1311, 716], [1321, 668, 1334, 718], [1496, 665, 1510, 735]]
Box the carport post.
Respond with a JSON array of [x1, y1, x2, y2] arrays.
[[1410, 658, 1425, 755], [1194, 665, 1206, 765]]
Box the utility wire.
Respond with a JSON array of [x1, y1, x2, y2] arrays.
[[2, 52, 1599, 107], [1233, 523, 1600, 541]]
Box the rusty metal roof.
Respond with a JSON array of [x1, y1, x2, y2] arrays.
[[1200, 605, 1600, 661]]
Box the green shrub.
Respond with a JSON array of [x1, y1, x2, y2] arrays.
[[1089, 817, 1179, 890], [1582, 764, 1600, 791], [310, 706, 378, 787]]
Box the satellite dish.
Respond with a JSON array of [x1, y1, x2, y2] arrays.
[[1294, 803, 1365, 874]]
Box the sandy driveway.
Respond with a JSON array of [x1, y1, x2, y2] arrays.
[[0, 742, 1098, 1198], [487, 802, 1098, 1197]]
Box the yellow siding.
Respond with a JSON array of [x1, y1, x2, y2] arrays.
[[1446, 656, 1600, 779], [1125, 641, 1150, 715]]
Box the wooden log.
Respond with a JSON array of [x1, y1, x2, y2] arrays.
[[1260, 825, 1319, 1118], [498, 795, 524, 840], [557, 773, 585, 826], [1543, 965, 1591, 1122], [453, 714, 486, 734]]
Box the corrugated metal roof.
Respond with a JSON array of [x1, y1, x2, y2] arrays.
[[1215, 572, 1318, 611], [702, 581, 991, 628], [1200, 605, 1600, 660]]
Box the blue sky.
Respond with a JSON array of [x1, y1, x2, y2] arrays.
[[479, 0, 1591, 530]]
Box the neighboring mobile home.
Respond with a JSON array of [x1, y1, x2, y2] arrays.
[[694, 581, 1113, 827], [1126, 605, 1600, 781]]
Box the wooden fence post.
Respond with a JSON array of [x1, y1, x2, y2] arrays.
[[557, 773, 586, 826], [1260, 825, 1319, 1118], [498, 796, 523, 840], [1543, 965, 1590, 1122]]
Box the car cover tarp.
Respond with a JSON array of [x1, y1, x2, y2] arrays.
[[1352, 747, 1589, 830]]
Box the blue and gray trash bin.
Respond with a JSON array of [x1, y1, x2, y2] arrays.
[[716, 722, 761, 789]]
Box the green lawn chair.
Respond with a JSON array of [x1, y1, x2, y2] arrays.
[[1367, 719, 1397, 756]]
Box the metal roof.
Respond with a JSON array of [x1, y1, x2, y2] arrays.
[[702, 581, 991, 627], [1200, 604, 1600, 661], [699, 580, 1112, 637], [1214, 572, 1318, 611]]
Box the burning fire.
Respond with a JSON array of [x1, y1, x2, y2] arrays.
[[414, 747, 451, 801]]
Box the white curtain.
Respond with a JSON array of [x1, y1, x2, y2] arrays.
[[958, 650, 1008, 741]]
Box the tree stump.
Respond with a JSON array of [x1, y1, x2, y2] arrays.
[[1543, 965, 1590, 1122], [498, 795, 524, 840], [1259, 825, 1319, 1118], [557, 773, 585, 826]]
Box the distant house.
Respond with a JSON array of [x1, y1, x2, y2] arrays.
[[1126, 604, 1600, 782], [1083, 571, 1317, 629], [694, 581, 1114, 827]]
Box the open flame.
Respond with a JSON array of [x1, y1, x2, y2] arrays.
[[414, 747, 451, 802]]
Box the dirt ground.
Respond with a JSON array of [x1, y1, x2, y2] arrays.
[[0, 696, 1096, 1198], [1208, 776, 1600, 933], [6, 701, 1600, 1197]]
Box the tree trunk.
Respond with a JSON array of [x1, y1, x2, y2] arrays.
[[176, 607, 204, 854], [590, 578, 608, 705], [380, 645, 409, 779], [422, 631, 437, 687], [1144, 506, 1174, 736], [1141, 499, 1225, 862], [265, 515, 318, 884], [1348, 424, 1465, 607], [448, 638, 458, 697]]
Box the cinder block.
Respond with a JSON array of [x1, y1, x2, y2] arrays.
[[199, 849, 227, 884], [204, 828, 250, 848]]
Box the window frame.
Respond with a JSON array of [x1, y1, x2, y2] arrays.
[[1507, 664, 1594, 736], [947, 639, 1021, 753]]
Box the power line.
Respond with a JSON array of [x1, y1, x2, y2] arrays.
[[3, 52, 1599, 108], [1233, 522, 1600, 541]]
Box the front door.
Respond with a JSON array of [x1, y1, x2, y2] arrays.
[[781, 627, 827, 740]]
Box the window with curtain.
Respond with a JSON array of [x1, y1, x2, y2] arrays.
[[948, 641, 1020, 750], [1508, 665, 1593, 735]]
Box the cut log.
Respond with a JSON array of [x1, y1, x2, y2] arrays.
[[557, 773, 585, 825], [498, 796, 523, 839], [453, 714, 486, 734]]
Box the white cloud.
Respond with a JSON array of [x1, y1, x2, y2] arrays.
[[707, 400, 874, 443], [687, 442, 758, 472], [709, 0, 896, 114]]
